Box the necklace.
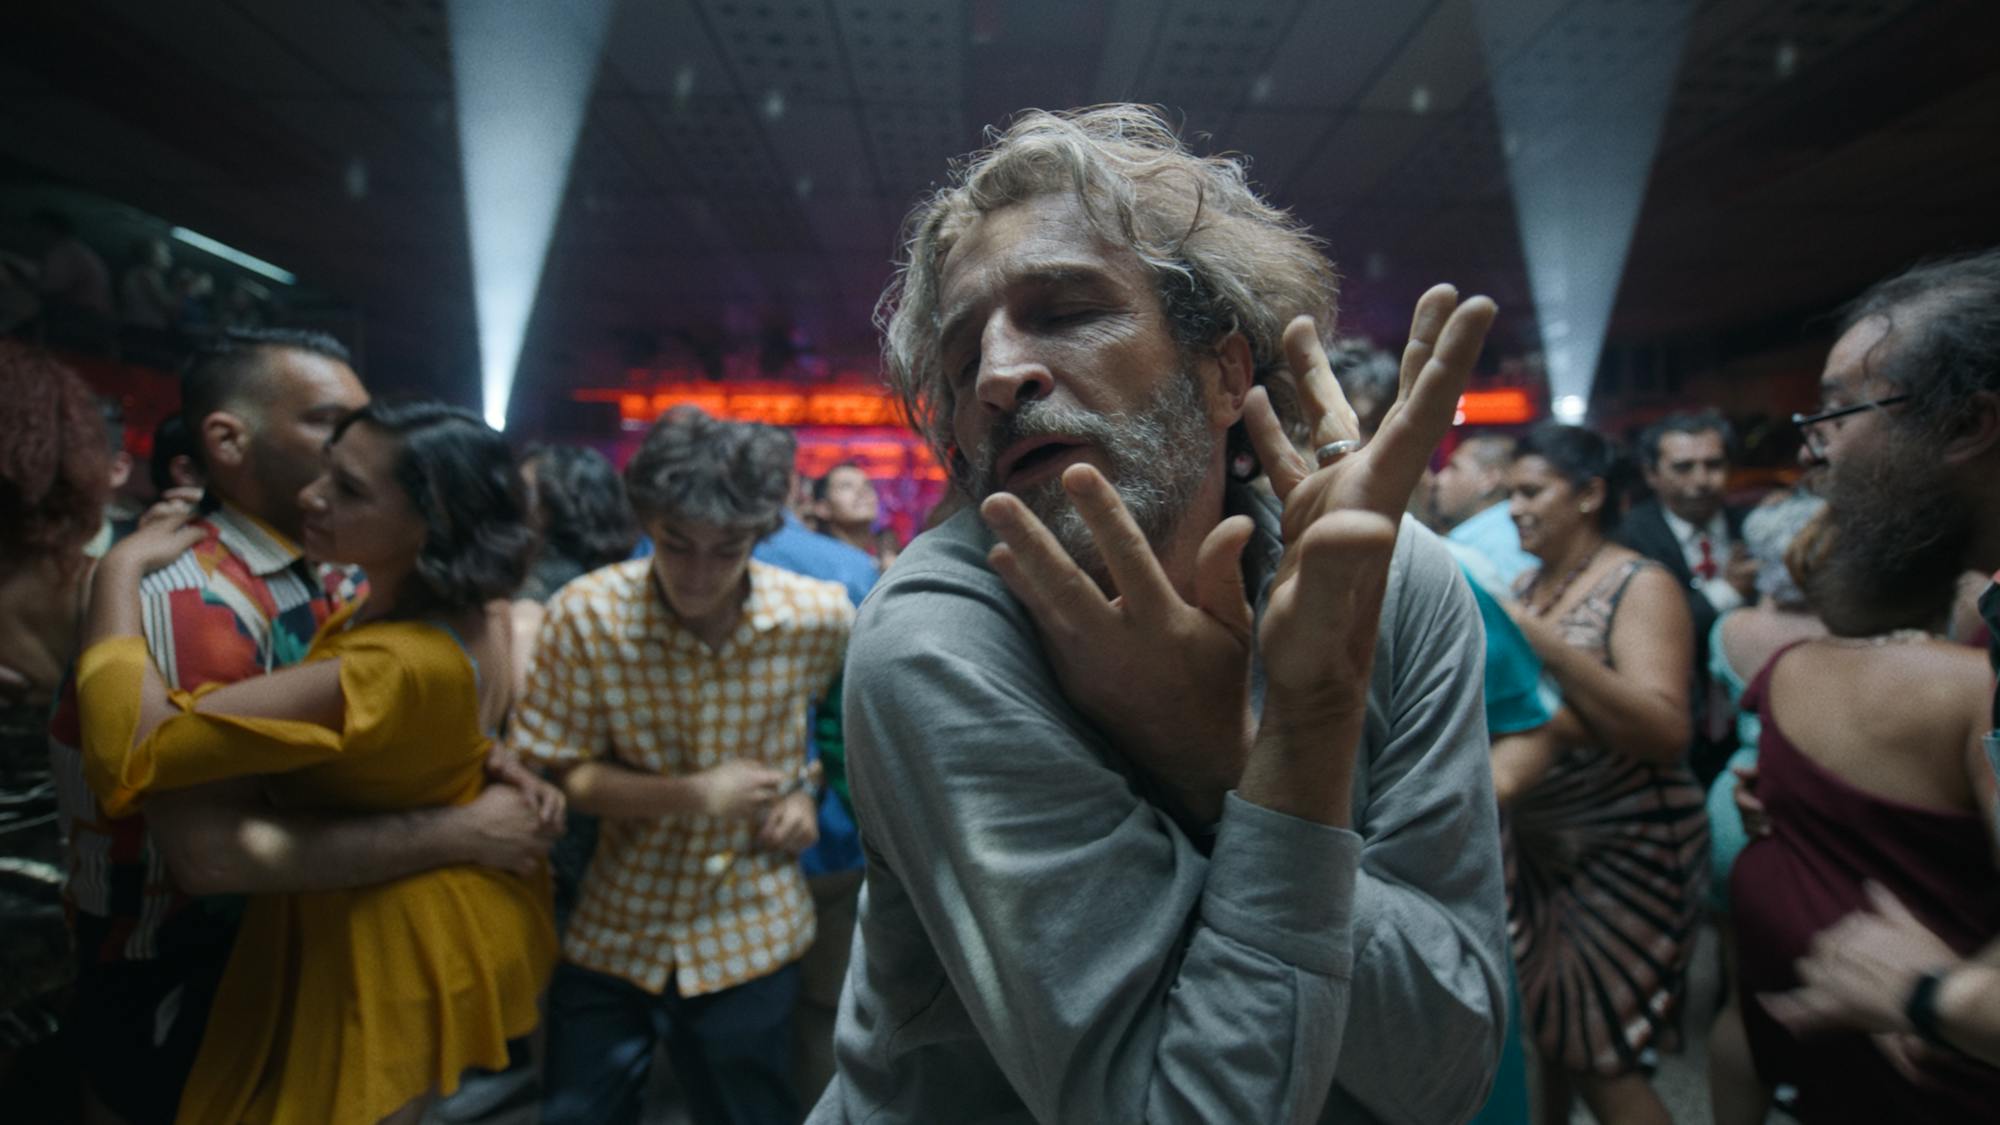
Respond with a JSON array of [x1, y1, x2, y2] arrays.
[[1819, 628, 1934, 648], [1526, 543, 1605, 618]]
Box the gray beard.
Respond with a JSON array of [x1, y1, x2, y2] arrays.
[[1812, 429, 1971, 635], [968, 366, 1214, 575]]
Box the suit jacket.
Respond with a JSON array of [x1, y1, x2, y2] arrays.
[[1615, 499, 1751, 780]]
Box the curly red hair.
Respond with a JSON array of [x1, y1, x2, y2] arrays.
[[0, 342, 112, 577]]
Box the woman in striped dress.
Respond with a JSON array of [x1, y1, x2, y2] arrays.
[[1502, 424, 1709, 1125]]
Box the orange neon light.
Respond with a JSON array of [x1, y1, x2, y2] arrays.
[[584, 382, 905, 429], [1454, 389, 1536, 426]]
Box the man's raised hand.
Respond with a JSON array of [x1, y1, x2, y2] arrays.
[[984, 469, 1255, 824]]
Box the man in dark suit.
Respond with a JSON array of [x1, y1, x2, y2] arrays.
[[1616, 410, 1757, 785]]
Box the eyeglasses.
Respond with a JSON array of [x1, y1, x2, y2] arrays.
[[1791, 393, 1910, 458]]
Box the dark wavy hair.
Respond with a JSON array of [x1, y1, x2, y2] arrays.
[[623, 407, 792, 538], [0, 344, 111, 579], [1517, 423, 1623, 531], [1639, 409, 1735, 469], [331, 400, 536, 615], [180, 328, 352, 469], [524, 444, 638, 571]]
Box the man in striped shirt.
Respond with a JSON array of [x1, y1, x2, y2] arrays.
[[50, 330, 556, 1124]]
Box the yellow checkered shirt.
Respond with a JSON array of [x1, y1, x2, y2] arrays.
[[512, 559, 852, 995]]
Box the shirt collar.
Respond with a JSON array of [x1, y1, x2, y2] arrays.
[[631, 559, 788, 646], [207, 501, 305, 577], [1660, 505, 1725, 545]]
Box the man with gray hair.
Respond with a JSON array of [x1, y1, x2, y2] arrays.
[[513, 407, 853, 1125], [814, 105, 1507, 1123]]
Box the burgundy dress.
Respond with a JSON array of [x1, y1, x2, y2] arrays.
[[1732, 641, 2000, 1122]]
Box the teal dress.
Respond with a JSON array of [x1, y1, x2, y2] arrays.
[[1704, 613, 1761, 912], [1458, 563, 1551, 1125]]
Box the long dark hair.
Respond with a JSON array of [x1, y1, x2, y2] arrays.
[[332, 400, 536, 614]]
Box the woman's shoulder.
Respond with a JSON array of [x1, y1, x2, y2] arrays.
[[319, 616, 473, 678], [1782, 635, 1990, 725]]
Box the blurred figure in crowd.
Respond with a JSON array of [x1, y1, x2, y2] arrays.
[[811, 461, 883, 566], [1751, 246, 2000, 1081], [515, 407, 851, 1125], [118, 238, 175, 331], [1617, 410, 1757, 787], [1433, 434, 1538, 586], [147, 413, 203, 496], [77, 400, 559, 1125], [1505, 423, 1706, 1125], [0, 345, 111, 1118], [749, 435, 874, 1105], [1328, 337, 1400, 440], [516, 445, 639, 607], [0, 210, 113, 351], [80, 397, 137, 557], [758, 457, 878, 608]]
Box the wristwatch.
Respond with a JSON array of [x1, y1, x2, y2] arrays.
[[1905, 969, 1951, 1048]]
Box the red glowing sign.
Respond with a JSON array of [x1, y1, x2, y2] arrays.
[[1454, 389, 1536, 426]]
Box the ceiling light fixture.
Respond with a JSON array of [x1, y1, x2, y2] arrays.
[[169, 226, 296, 285]]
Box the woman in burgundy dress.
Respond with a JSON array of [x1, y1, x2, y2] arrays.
[[1504, 425, 1708, 1125], [1728, 513, 2000, 1123]]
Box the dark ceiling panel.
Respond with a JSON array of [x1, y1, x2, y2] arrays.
[[1253, 0, 1430, 110], [1358, 0, 1485, 115], [6, 0, 1995, 423]]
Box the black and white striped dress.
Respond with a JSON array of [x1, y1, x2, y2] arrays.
[[1506, 557, 1711, 1076]]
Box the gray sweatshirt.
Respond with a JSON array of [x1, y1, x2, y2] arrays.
[[810, 483, 1507, 1124]]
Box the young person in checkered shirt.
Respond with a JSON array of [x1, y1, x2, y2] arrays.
[[514, 407, 852, 1125]]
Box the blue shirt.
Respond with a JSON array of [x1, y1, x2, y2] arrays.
[[1448, 500, 1538, 589], [753, 510, 880, 878], [755, 511, 880, 608]]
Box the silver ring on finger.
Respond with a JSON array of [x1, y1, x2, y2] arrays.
[[1314, 439, 1362, 467]]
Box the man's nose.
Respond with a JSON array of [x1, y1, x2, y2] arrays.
[[972, 315, 1054, 414]]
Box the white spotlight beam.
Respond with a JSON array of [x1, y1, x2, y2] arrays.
[[449, 0, 613, 431], [1473, 0, 1693, 421]]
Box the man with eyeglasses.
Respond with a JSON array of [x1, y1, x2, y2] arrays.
[[1757, 246, 2000, 1072]]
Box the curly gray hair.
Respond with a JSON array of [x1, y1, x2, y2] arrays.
[[878, 104, 1341, 478]]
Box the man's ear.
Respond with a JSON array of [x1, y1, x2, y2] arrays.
[[1942, 390, 2000, 466], [201, 410, 251, 472], [1208, 331, 1254, 426]]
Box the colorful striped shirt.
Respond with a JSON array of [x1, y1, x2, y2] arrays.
[[48, 502, 358, 963]]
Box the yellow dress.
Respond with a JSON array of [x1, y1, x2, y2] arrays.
[[77, 604, 557, 1125]]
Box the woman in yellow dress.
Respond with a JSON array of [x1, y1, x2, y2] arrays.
[[77, 400, 560, 1125]]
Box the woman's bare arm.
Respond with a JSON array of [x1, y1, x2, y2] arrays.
[[1520, 564, 1692, 765]]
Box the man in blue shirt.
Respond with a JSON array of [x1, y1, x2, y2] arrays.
[[1433, 434, 1538, 586], [750, 434, 877, 1106]]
